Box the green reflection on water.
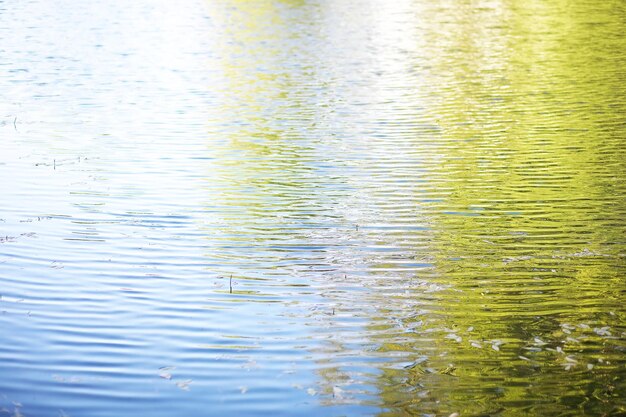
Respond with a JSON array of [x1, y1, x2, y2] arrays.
[[368, 1, 626, 416], [206, 0, 625, 415]]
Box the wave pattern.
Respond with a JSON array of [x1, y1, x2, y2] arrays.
[[1, 0, 625, 416]]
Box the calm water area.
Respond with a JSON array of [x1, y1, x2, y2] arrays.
[[1, 0, 625, 416]]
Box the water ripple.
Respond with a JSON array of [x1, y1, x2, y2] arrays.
[[1, 0, 625, 416]]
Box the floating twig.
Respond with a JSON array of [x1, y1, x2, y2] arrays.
[[229, 274, 233, 294]]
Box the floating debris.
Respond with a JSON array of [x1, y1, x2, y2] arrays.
[[332, 386, 344, 399], [307, 388, 317, 396], [570, 248, 599, 257], [594, 327, 611, 337], [175, 379, 192, 391], [405, 356, 428, 369], [491, 340, 503, 351], [563, 356, 578, 371], [446, 333, 462, 343], [503, 255, 532, 263], [416, 390, 429, 399], [524, 347, 542, 352], [440, 364, 457, 375], [158, 366, 175, 380], [51, 261, 64, 269]]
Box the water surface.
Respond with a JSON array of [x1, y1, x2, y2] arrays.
[[1, 0, 625, 416]]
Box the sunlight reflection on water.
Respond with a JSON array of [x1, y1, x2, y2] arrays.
[[1, 0, 625, 416]]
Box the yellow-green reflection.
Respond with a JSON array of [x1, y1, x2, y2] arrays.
[[359, 1, 626, 416], [201, 0, 624, 415]]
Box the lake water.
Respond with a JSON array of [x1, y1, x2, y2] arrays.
[[1, 0, 625, 416]]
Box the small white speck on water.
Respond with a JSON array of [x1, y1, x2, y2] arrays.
[[175, 379, 192, 391]]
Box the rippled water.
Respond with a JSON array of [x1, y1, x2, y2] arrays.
[[1, 0, 625, 416]]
